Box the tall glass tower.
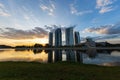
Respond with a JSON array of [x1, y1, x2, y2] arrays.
[[54, 28, 62, 62], [65, 27, 74, 46], [48, 32, 53, 63], [55, 28, 62, 46], [49, 32, 53, 46], [75, 32, 83, 63], [65, 27, 76, 61], [74, 32, 80, 44]]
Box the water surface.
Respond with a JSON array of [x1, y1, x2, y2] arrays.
[[0, 49, 120, 66]]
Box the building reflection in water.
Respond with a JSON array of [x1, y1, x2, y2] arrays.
[[75, 32, 83, 63], [48, 32, 53, 63], [0, 48, 119, 66], [47, 27, 98, 63], [65, 27, 76, 62], [54, 28, 62, 62]]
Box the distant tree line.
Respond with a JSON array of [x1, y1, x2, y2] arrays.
[[0, 42, 120, 49], [0, 45, 13, 48]]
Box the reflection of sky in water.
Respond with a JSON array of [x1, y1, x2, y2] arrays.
[[83, 51, 120, 65], [111, 51, 120, 56], [0, 49, 48, 63], [0, 49, 120, 66]]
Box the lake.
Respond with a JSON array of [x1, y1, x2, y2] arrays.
[[0, 49, 120, 66]]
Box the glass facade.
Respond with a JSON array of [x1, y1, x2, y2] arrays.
[[49, 32, 53, 46], [48, 32, 53, 62], [65, 27, 76, 61], [54, 28, 62, 62], [74, 32, 80, 44], [65, 27, 74, 45], [48, 28, 82, 62], [75, 32, 83, 63]]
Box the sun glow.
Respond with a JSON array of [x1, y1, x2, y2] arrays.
[[0, 38, 48, 46], [0, 49, 48, 62], [32, 38, 48, 44]]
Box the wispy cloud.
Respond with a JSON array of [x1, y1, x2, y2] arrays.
[[16, 6, 41, 28], [20, 6, 33, 21], [91, 18, 99, 23], [70, 1, 93, 16], [39, 0, 55, 16], [96, 0, 116, 14], [0, 3, 11, 16], [94, 34, 120, 40], [0, 27, 48, 39], [23, 15, 30, 20], [0, 24, 71, 39], [45, 24, 67, 32], [83, 22, 120, 34]]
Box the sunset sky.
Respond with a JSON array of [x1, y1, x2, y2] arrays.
[[0, 0, 120, 46]]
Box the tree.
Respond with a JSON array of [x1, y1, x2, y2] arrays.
[[34, 44, 43, 48]]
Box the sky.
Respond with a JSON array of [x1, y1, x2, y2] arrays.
[[0, 0, 120, 46]]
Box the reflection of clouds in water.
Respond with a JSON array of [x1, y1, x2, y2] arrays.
[[0, 50, 5, 52], [0, 49, 120, 65], [83, 53, 120, 65], [111, 51, 120, 56], [0, 49, 48, 63]]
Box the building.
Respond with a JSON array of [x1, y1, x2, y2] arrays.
[[85, 38, 96, 47], [48, 27, 82, 62], [49, 32, 53, 46], [55, 28, 62, 46], [65, 27, 74, 46], [65, 27, 76, 61], [85, 38, 97, 58], [74, 32, 80, 44], [48, 32, 53, 63], [74, 32, 83, 63], [54, 28, 62, 62]]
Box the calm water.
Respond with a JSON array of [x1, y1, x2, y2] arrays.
[[0, 49, 120, 66]]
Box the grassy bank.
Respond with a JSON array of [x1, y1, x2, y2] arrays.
[[0, 62, 120, 80]]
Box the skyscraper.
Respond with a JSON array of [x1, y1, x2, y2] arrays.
[[48, 32, 53, 63], [74, 32, 80, 44], [74, 32, 83, 63], [48, 27, 82, 62], [49, 32, 53, 46], [55, 28, 62, 46], [65, 27, 74, 46], [65, 27, 76, 61], [54, 28, 62, 62]]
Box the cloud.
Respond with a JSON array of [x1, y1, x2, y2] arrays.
[[0, 3, 11, 16], [39, 0, 55, 16], [83, 22, 120, 34], [96, 0, 116, 13], [24, 15, 30, 20], [0, 27, 48, 39], [45, 24, 77, 33], [0, 3, 4, 7], [94, 34, 120, 40], [70, 1, 93, 16], [0, 24, 76, 40], [99, 6, 114, 13], [19, 6, 34, 21], [15, 6, 41, 27], [45, 25, 67, 32], [91, 18, 99, 23]]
